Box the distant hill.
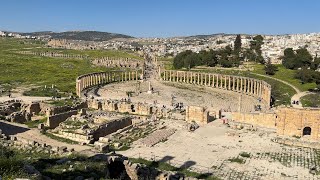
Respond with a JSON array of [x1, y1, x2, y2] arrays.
[[20, 31, 134, 41]]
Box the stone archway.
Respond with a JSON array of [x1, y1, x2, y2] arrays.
[[303, 127, 311, 136]]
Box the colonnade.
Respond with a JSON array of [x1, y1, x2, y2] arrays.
[[76, 71, 140, 97], [19, 51, 88, 59], [160, 70, 271, 106]]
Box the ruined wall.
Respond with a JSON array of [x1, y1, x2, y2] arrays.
[[159, 69, 272, 108], [46, 102, 87, 116], [91, 57, 141, 69], [231, 112, 277, 129], [47, 110, 78, 128], [88, 99, 154, 117], [185, 106, 209, 125], [93, 118, 132, 140], [276, 108, 320, 140], [18, 51, 88, 59]]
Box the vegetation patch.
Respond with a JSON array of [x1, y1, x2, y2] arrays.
[[24, 117, 47, 128], [22, 87, 67, 97], [300, 93, 320, 107], [228, 157, 245, 164]]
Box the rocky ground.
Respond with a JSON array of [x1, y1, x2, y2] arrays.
[[122, 119, 320, 180]]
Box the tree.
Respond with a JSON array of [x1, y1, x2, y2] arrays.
[[295, 48, 313, 68], [311, 57, 320, 70], [264, 59, 278, 75], [282, 48, 296, 69], [249, 35, 264, 64], [295, 67, 315, 84], [234, 34, 242, 53], [173, 50, 193, 69], [282, 47, 313, 69]]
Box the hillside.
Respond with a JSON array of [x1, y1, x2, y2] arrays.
[[21, 31, 134, 41]]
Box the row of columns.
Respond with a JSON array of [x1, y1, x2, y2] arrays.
[[19, 51, 87, 59], [76, 71, 139, 97], [161, 70, 271, 106]]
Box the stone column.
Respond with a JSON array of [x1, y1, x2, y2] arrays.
[[224, 76, 227, 89], [121, 72, 124, 82], [204, 74, 207, 86], [184, 72, 186, 82], [200, 73, 203, 85], [197, 73, 200, 85], [236, 78, 240, 92], [169, 71, 172, 81], [244, 78, 247, 93], [220, 75, 223, 88], [240, 78, 243, 93], [232, 76, 235, 91]]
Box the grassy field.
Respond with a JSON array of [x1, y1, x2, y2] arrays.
[[252, 64, 317, 92], [0, 38, 139, 94], [300, 93, 320, 107]]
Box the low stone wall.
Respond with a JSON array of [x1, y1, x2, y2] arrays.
[[47, 110, 78, 128], [46, 102, 87, 116], [56, 131, 93, 144], [231, 111, 277, 129], [93, 117, 132, 140], [91, 57, 141, 69], [87, 99, 166, 118]]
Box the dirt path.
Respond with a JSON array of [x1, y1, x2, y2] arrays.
[[0, 120, 91, 152]]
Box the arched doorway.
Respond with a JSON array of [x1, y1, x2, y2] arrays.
[[303, 127, 311, 136]]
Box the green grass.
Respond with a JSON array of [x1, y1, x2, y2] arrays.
[[228, 157, 245, 164], [129, 158, 219, 180], [239, 152, 251, 158], [253, 64, 317, 92], [46, 99, 76, 107], [24, 117, 47, 128], [0, 144, 109, 179], [22, 87, 66, 97], [300, 93, 320, 107], [0, 37, 124, 94]]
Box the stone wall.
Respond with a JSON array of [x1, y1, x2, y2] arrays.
[[185, 106, 209, 125], [46, 102, 87, 116], [47, 110, 78, 128], [276, 108, 320, 140], [87, 99, 156, 117], [231, 111, 277, 129], [93, 117, 132, 140], [231, 107, 320, 140], [159, 69, 272, 108], [91, 57, 141, 69], [76, 70, 141, 97]]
